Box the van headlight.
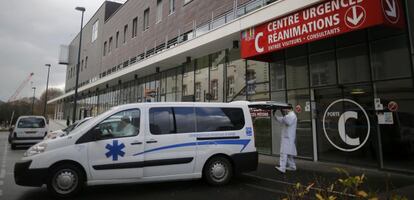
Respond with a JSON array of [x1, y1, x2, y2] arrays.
[[24, 143, 48, 157]]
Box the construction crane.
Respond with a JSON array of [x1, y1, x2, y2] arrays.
[[8, 72, 34, 102]]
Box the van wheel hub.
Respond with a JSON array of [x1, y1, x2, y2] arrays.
[[211, 162, 226, 180], [53, 169, 78, 194]]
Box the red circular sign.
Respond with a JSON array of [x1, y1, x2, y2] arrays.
[[345, 5, 366, 29], [382, 0, 400, 24], [295, 105, 302, 114], [388, 101, 399, 112]]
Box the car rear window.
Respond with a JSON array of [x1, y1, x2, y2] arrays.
[[17, 118, 46, 128]]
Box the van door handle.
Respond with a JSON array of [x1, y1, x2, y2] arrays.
[[146, 140, 157, 144], [131, 141, 142, 145]]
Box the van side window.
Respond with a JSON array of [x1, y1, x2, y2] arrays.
[[95, 109, 140, 139], [149, 107, 175, 135], [196, 107, 245, 132], [174, 107, 196, 133], [149, 107, 196, 134]]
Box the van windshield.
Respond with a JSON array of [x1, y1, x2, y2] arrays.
[[17, 118, 45, 128]]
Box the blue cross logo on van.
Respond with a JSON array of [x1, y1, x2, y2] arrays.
[[246, 127, 253, 136], [105, 140, 125, 161]]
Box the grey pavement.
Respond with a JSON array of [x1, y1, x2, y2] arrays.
[[0, 131, 413, 199], [48, 120, 67, 132]]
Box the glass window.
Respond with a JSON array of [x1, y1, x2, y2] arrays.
[[227, 48, 246, 101], [123, 24, 128, 44], [210, 50, 226, 102], [132, 17, 138, 38], [371, 35, 411, 80], [182, 61, 195, 100], [143, 8, 150, 31], [196, 107, 245, 132], [92, 20, 99, 42], [103, 41, 107, 56], [116, 31, 119, 48], [174, 107, 196, 133], [271, 91, 286, 155], [287, 89, 313, 158], [247, 60, 270, 101], [310, 51, 337, 87], [375, 79, 414, 172], [95, 109, 140, 139], [149, 107, 174, 135], [18, 118, 46, 128], [286, 45, 307, 59], [169, 0, 175, 14], [337, 44, 370, 84], [336, 30, 366, 48], [309, 38, 335, 53], [108, 37, 112, 53], [286, 57, 308, 89], [156, 0, 163, 23], [195, 56, 209, 102], [270, 60, 285, 91]]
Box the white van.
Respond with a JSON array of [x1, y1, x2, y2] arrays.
[[14, 102, 288, 198], [10, 116, 48, 149]]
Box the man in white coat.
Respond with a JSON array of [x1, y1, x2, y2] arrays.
[[274, 106, 297, 173]]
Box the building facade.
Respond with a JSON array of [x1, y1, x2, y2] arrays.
[[50, 0, 414, 173]]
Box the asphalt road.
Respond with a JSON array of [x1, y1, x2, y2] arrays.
[[0, 132, 289, 200], [2, 130, 413, 200]]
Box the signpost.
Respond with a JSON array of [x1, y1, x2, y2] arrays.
[[241, 0, 405, 60]]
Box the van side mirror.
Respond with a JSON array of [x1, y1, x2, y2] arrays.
[[91, 127, 103, 141]]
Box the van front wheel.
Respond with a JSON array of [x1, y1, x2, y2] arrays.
[[47, 164, 84, 198], [203, 156, 233, 185]]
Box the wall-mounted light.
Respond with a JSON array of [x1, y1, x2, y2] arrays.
[[350, 88, 365, 95]]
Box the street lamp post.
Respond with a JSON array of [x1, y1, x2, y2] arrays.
[[31, 87, 36, 115], [73, 6, 86, 123], [43, 64, 51, 117]]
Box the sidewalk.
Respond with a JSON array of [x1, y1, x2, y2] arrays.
[[255, 155, 414, 198], [48, 120, 67, 132]]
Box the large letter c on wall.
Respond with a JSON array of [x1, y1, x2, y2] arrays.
[[255, 32, 264, 53], [338, 111, 360, 146]]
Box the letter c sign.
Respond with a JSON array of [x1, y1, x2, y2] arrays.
[[323, 99, 371, 152], [255, 32, 264, 53]]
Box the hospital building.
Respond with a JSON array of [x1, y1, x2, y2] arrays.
[[49, 0, 414, 173]]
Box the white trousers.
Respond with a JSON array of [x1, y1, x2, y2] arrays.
[[279, 154, 296, 170]]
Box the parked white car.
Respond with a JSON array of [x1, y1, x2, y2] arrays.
[[10, 116, 48, 150], [14, 101, 289, 198], [44, 117, 93, 140]]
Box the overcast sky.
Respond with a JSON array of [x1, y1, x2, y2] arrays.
[[0, 0, 126, 102]]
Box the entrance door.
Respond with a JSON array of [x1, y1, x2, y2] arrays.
[[313, 85, 380, 167]]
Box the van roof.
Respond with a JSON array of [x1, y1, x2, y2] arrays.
[[110, 101, 290, 110], [18, 116, 46, 119]]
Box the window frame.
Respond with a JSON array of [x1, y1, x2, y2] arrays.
[[91, 20, 99, 42], [169, 0, 175, 15], [143, 8, 150, 31], [88, 109, 141, 141], [132, 17, 138, 38], [156, 0, 163, 23]]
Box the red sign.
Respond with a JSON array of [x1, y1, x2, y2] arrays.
[[388, 101, 399, 112], [295, 105, 302, 114], [241, 0, 405, 60], [250, 108, 270, 118]]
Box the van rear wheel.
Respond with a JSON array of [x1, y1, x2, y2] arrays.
[[203, 156, 233, 185], [47, 164, 84, 198]]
